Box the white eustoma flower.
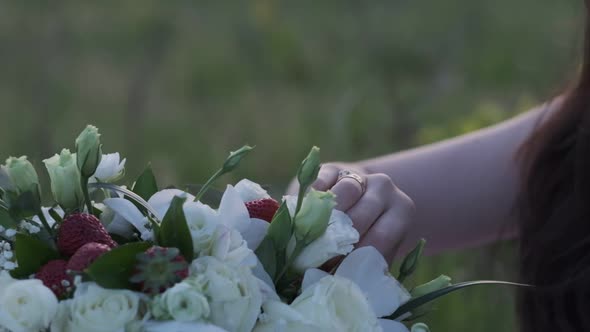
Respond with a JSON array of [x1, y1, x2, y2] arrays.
[[190, 256, 263, 332], [234, 179, 271, 202], [102, 198, 152, 240], [91, 153, 126, 183], [43, 149, 84, 210], [300, 246, 412, 332], [0, 271, 58, 332], [284, 195, 360, 272], [50, 282, 141, 332], [257, 247, 411, 332], [151, 278, 210, 322], [216, 185, 269, 250]]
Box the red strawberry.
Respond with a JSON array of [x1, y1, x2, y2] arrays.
[[130, 246, 189, 294], [36, 259, 74, 298], [57, 213, 117, 256], [245, 198, 280, 222], [66, 242, 111, 272]]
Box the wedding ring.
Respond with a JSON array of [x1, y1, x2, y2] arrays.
[[337, 170, 366, 193]]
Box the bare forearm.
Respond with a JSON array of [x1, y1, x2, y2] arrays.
[[356, 107, 546, 254]]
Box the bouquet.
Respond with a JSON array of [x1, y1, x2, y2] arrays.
[[0, 125, 523, 332]]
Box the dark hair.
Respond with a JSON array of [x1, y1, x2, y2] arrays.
[[517, 4, 590, 331]]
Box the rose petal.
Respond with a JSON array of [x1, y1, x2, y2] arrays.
[[301, 268, 330, 291]]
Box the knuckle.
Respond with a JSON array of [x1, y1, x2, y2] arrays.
[[370, 173, 395, 190], [396, 192, 416, 218]]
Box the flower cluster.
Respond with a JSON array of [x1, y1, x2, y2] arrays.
[[0, 125, 443, 332]]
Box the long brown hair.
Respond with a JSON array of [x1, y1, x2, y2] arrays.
[[518, 3, 590, 331]]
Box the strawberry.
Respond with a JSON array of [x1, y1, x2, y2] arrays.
[[245, 198, 280, 222], [66, 242, 111, 272], [35, 259, 74, 298], [57, 213, 117, 256], [130, 246, 189, 294]]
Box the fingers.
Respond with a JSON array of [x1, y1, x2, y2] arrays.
[[344, 187, 386, 235], [330, 175, 366, 211], [357, 190, 415, 262], [311, 164, 340, 191]]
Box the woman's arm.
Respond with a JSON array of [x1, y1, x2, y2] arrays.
[[356, 105, 548, 254]]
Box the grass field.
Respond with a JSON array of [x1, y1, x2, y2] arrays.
[[0, 1, 583, 330]]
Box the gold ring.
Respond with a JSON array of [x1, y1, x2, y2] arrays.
[[337, 170, 366, 193]]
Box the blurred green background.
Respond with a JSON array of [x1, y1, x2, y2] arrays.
[[0, 1, 583, 330]]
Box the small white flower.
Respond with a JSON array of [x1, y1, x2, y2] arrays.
[[91, 153, 126, 183], [3, 229, 15, 238], [50, 282, 141, 332], [0, 271, 58, 332], [151, 279, 210, 322], [0, 242, 16, 272]]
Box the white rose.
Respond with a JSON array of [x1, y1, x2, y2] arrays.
[[182, 200, 219, 254], [293, 275, 382, 331], [234, 179, 270, 202], [151, 279, 210, 322], [190, 256, 262, 332], [50, 282, 141, 332], [140, 320, 228, 332], [299, 247, 412, 332], [254, 300, 332, 332], [183, 200, 257, 267], [208, 225, 257, 268], [91, 153, 126, 183], [0, 273, 58, 332]]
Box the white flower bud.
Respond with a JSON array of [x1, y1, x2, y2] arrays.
[[43, 149, 84, 210]]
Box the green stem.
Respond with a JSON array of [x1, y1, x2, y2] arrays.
[[294, 186, 305, 218], [275, 241, 305, 284], [81, 176, 93, 213], [195, 169, 224, 202], [37, 210, 54, 237]]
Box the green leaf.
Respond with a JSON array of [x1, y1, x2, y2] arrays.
[[255, 238, 277, 279], [0, 207, 17, 229], [132, 164, 158, 201], [266, 202, 293, 251], [389, 280, 533, 320], [159, 196, 194, 261], [86, 242, 152, 289], [397, 238, 426, 283], [9, 190, 41, 220], [10, 234, 60, 279]]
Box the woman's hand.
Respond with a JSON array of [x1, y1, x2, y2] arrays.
[[291, 163, 415, 262]]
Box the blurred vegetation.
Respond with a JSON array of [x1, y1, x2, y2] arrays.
[[0, 0, 583, 330]]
